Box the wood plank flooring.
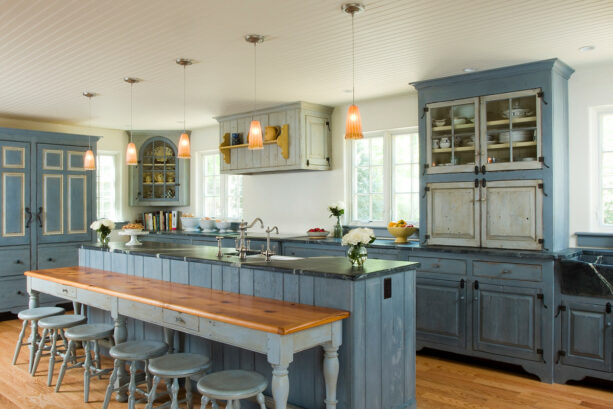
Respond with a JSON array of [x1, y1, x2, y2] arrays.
[[2, 317, 613, 408]]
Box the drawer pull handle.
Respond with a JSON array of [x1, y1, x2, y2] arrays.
[[15, 259, 23, 264], [62, 288, 68, 293], [17, 290, 23, 296], [432, 263, 440, 269], [175, 316, 186, 324], [48, 258, 55, 262], [501, 269, 511, 274]]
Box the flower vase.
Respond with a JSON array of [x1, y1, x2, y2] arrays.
[[97, 231, 110, 246], [347, 245, 368, 267], [333, 216, 343, 238]]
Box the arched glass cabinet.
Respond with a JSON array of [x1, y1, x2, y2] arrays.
[[129, 131, 190, 207]]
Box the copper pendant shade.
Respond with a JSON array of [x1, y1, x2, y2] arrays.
[[124, 77, 139, 166], [342, 3, 365, 140], [176, 58, 193, 159], [246, 34, 265, 150], [82, 91, 96, 170]]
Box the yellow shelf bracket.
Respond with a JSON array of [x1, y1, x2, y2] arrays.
[[277, 124, 289, 159], [219, 133, 231, 164]]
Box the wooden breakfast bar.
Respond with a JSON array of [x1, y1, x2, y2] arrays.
[[25, 266, 349, 409]]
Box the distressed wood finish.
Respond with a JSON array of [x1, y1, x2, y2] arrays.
[[25, 266, 349, 335]]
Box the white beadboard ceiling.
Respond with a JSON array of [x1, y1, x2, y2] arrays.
[[0, 0, 612, 130]]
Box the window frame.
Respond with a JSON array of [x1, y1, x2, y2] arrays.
[[592, 106, 613, 231], [197, 150, 243, 219], [346, 126, 419, 227], [96, 150, 121, 221]]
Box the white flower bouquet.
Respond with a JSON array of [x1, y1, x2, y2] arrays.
[[90, 218, 115, 245], [342, 228, 375, 267], [328, 201, 345, 217]]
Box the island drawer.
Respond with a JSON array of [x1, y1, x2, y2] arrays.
[[0, 248, 30, 277], [473, 260, 542, 282], [409, 256, 466, 275], [118, 299, 163, 323], [163, 309, 199, 331], [76, 288, 112, 310]]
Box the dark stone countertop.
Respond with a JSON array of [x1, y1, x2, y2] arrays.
[[82, 242, 419, 281]]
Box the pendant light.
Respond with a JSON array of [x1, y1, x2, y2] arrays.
[[245, 34, 264, 150], [82, 91, 96, 170], [342, 3, 365, 140], [124, 77, 139, 166], [176, 58, 193, 159]]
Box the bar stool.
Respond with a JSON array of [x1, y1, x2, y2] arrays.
[[55, 323, 115, 402], [31, 314, 88, 385], [12, 306, 65, 372], [197, 370, 267, 409], [146, 353, 211, 409], [102, 340, 169, 409]]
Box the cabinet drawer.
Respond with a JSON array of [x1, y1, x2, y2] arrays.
[[55, 283, 77, 299], [0, 248, 30, 277], [37, 245, 79, 269], [163, 309, 199, 331], [77, 288, 112, 310], [473, 260, 542, 282], [410, 256, 466, 275], [0, 277, 29, 309], [118, 298, 163, 323]]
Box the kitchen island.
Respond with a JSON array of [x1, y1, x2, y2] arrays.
[[77, 242, 420, 409]]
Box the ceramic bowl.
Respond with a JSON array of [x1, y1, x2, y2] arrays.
[[387, 226, 418, 243], [307, 230, 329, 238], [181, 217, 200, 231], [199, 218, 216, 231], [433, 119, 446, 127], [498, 130, 534, 143], [215, 220, 231, 232], [453, 118, 467, 126], [501, 108, 533, 119]]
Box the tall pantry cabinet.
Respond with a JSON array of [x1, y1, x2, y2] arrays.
[[0, 128, 97, 313]]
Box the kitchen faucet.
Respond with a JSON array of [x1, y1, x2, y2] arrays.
[[238, 218, 264, 260], [262, 226, 279, 262]]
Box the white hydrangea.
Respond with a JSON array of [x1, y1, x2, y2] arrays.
[[329, 201, 345, 211], [90, 220, 101, 230], [341, 228, 375, 246], [100, 219, 116, 230], [90, 219, 115, 231]]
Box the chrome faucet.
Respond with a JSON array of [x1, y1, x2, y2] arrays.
[[262, 226, 279, 262], [238, 218, 264, 260]]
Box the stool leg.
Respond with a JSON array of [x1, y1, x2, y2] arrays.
[[185, 376, 193, 409], [226, 400, 234, 409], [47, 329, 59, 386], [28, 319, 39, 373], [59, 328, 68, 350], [145, 375, 160, 409], [234, 399, 241, 409], [128, 361, 137, 409], [170, 378, 180, 409], [256, 393, 266, 409], [94, 340, 101, 371], [211, 401, 220, 409], [83, 340, 92, 403], [103, 359, 120, 409], [55, 339, 74, 393], [31, 327, 48, 376], [200, 396, 210, 409], [12, 319, 28, 365], [145, 360, 152, 392]]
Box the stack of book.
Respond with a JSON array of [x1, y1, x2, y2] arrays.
[[143, 210, 178, 231]]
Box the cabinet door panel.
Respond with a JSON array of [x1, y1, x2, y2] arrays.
[[0, 141, 30, 246], [416, 278, 466, 348], [560, 302, 612, 371], [37, 144, 92, 243], [473, 283, 543, 361], [426, 182, 480, 247], [305, 115, 329, 167], [481, 180, 543, 250]]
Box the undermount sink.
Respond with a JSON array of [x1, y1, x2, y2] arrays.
[[245, 254, 303, 261], [222, 250, 261, 257], [559, 253, 613, 299]]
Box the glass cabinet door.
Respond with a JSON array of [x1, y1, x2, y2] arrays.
[[480, 89, 542, 171], [426, 97, 479, 174], [139, 137, 179, 201]]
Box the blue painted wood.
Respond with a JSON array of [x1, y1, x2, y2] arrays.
[[188, 262, 212, 287], [364, 278, 382, 409], [170, 260, 189, 284], [143, 257, 163, 280], [0, 141, 30, 247]]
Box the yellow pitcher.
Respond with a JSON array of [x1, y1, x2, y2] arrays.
[[264, 125, 281, 141]]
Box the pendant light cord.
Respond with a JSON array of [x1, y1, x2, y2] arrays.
[[130, 82, 133, 142], [87, 95, 92, 149], [253, 42, 257, 119], [183, 64, 187, 133], [352, 11, 356, 106]]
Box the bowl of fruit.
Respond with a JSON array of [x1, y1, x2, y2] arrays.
[[387, 220, 418, 243], [307, 228, 329, 238]]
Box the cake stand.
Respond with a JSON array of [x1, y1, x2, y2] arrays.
[[119, 230, 149, 246]]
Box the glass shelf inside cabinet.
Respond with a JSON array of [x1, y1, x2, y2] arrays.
[[140, 139, 178, 200], [430, 103, 477, 169], [484, 94, 539, 165]]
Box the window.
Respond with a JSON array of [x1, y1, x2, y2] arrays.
[[348, 128, 419, 225], [598, 110, 613, 226], [96, 152, 120, 220], [200, 151, 243, 218]]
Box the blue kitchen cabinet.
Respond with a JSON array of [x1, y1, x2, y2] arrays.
[[0, 128, 98, 313]]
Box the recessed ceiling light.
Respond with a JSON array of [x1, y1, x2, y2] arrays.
[[463, 68, 478, 73], [579, 45, 595, 52]]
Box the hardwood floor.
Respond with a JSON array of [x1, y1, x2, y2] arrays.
[[2, 317, 613, 408]]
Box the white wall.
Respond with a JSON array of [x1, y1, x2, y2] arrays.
[[185, 93, 419, 234], [568, 61, 613, 245]]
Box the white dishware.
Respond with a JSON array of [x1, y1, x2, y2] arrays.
[[199, 218, 216, 232], [453, 118, 467, 126], [521, 157, 537, 161], [181, 216, 200, 232], [215, 220, 231, 232], [501, 108, 533, 119], [433, 119, 446, 127], [439, 137, 451, 149], [498, 130, 534, 143], [432, 139, 440, 149], [118, 230, 148, 246]]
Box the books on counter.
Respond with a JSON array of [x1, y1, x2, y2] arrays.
[[143, 210, 179, 232]]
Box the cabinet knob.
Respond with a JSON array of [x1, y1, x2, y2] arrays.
[[432, 263, 440, 269], [607, 322, 612, 328], [460, 296, 465, 301], [175, 316, 186, 324], [501, 269, 512, 274], [47, 258, 55, 262], [15, 259, 23, 264], [17, 290, 23, 296]]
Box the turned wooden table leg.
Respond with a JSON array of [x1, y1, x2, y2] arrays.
[[267, 334, 293, 409], [164, 328, 176, 353], [271, 364, 290, 409], [323, 321, 342, 409], [113, 315, 128, 402], [27, 290, 39, 373]]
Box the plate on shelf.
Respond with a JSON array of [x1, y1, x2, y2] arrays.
[[154, 145, 173, 163]]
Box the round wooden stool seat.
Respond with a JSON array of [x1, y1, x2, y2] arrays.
[[18, 306, 64, 321], [109, 340, 168, 361], [148, 353, 211, 378], [65, 323, 114, 341], [39, 314, 87, 329], [197, 370, 268, 401]]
